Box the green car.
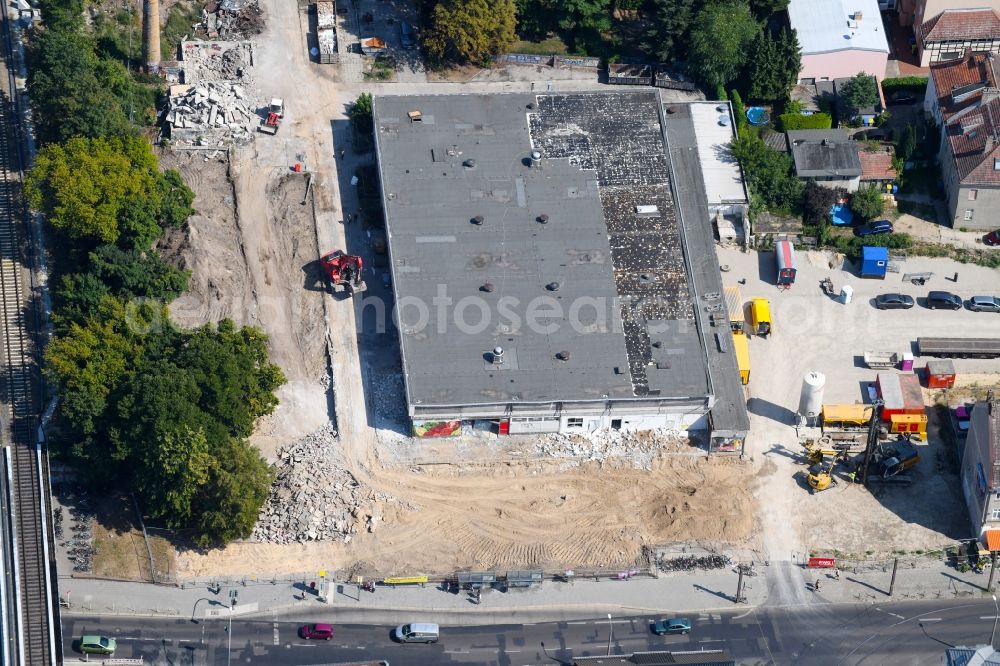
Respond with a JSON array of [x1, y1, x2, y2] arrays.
[[652, 618, 691, 635], [80, 635, 116, 655]]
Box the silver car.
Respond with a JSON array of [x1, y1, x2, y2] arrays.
[[969, 295, 1000, 312]]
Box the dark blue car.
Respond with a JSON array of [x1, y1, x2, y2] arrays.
[[854, 220, 894, 237]]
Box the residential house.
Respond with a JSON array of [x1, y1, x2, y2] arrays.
[[572, 650, 735, 666], [960, 396, 1000, 543], [898, 0, 1000, 31], [924, 51, 1000, 228], [859, 148, 898, 188], [924, 50, 1000, 120], [787, 129, 863, 191], [919, 8, 1000, 67], [788, 0, 890, 83]]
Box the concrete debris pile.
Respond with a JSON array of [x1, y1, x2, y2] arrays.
[[180, 40, 255, 84], [252, 423, 404, 544], [371, 373, 408, 435], [536, 428, 684, 469], [166, 81, 258, 145], [205, 0, 265, 39]]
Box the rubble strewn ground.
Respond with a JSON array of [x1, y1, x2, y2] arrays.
[[167, 81, 258, 144], [251, 424, 406, 544], [210, 0, 265, 39]]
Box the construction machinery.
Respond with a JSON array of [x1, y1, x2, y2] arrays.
[[258, 98, 284, 135], [807, 457, 837, 492], [321, 250, 367, 295], [875, 439, 920, 478]]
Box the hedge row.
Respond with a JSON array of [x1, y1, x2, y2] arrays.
[[779, 112, 832, 131], [881, 76, 928, 94]]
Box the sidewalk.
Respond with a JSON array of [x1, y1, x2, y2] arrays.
[[58, 559, 997, 624]]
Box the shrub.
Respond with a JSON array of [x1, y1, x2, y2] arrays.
[[778, 112, 832, 131], [881, 76, 928, 94]]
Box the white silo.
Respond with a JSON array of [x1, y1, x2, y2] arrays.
[[798, 372, 826, 425]]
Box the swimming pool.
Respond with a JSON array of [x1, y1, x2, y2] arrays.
[[830, 203, 854, 226], [746, 107, 769, 126]]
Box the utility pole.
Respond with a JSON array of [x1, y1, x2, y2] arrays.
[[227, 589, 238, 666], [606, 614, 613, 656], [888, 558, 899, 597], [990, 553, 998, 593]]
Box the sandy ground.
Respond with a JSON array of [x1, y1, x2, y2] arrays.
[[179, 441, 756, 576]]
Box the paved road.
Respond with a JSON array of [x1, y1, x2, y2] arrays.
[[61, 597, 1000, 665]]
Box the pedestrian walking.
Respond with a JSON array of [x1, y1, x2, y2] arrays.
[[815, 579, 821, 591], [835, 570, 841, 580], [531, 82, 535, 91]]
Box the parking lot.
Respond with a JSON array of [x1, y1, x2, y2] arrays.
[[717, 246, 1000, 561]]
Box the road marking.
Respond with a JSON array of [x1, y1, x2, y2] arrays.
[[733, 609, 755, 620], [699, 639, 724, 643], [292, 643, 317, 647], [875, 608, 905, 620], [567, 622, 588, 625], [980, 616, 1000, 620], [273, 623, 279, 645], [921, 618, 942, 622]]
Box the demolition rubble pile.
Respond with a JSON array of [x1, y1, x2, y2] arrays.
[[252, 424, 405, 544], [536, 428, 685, 469], [205, 0, 265, 39], [166, 81, 258, 145]]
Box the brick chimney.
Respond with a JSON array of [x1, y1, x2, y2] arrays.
[[143, 0, 161, 72]]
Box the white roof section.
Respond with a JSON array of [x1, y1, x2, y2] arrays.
[[690, 102, 748, 205], [787, 0, 889, 55]]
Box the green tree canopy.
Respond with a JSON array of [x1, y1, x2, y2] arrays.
[[26, 136, 188, 248], [749, 0, 788, 18], [731, 127, 804, 212], [850, 185, 885, 220], [687, 0, 760, 90], [643, 0, 703, 61], [349, 92, 374, 136], [839, 72, 879, 114], [745, 28, 801, 102], [424, 0, 516, 64]]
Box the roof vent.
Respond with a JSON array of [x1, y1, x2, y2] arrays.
[[463, 158, 477, 169], [636, 205, 660, 217], [481, 282, 495, 293], [537, 214, 549, 224], [492, 346, 504, 365], [471, 215, 485, 225], [652, 340, 663, 349], [407, 110, 422, 123], [555, 351, 571, 361], [530, 150, 542, 168], [546, 281, 560, 291], [527, 102, 536, 109], [821, 138, 830, 146], [666, 106, 678, 114]]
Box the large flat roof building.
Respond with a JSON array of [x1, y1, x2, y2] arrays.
[[373, 91, 748, 446]]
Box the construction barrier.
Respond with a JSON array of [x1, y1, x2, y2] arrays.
[[383, 575, 429, 586], [807, 557, 836, 568]]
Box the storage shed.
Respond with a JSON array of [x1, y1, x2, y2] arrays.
[[859, 245, 889, 279], [775, 239, 796, 286], [926, 360, 957, 389]]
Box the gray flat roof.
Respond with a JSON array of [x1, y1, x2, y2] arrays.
[[787, 129, 862, 178], [661, 103, 751, 438], [373, 92, 712, 410]]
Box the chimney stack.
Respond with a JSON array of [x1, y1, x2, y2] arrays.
[[143, 0, 161, 72]]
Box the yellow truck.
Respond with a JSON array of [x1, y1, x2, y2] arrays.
[[749, 298, 771, 337], [724, 286, 745, 333]]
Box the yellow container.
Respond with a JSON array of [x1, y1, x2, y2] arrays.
[[733, 331, 750, 385], [822, 404, 873, 428], [889, 413, 927, 441]]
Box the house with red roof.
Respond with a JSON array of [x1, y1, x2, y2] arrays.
[[925, 50, 1000, 229]]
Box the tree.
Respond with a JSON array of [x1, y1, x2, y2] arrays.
[[687, 0, 759, 90], [26, 136, 170, 247], [839, 72, 879, 114], [158, 169, 196, 228], [85, 245, 190, 301], [189, 437, 272, 547], [552, 0, 612, 47], [643, 0, 703, 61], [898, 124, 917, 161], [744, 28, 800, 102], [349, 92, 374, 136], [424, 0, 516, 64], [135, 425, 213, 526], [850, 185, 885, 220], [749, 0, 788, 18], [731, 127, 804, 212]]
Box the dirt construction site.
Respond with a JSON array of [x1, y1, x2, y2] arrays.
[[150, 0, 1000, 580]]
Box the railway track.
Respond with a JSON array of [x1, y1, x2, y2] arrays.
[[0, 0, 59, 662]]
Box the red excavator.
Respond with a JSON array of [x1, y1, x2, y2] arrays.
[[321, 250, 367, 295]]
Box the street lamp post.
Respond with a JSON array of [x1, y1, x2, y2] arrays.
[[228, 589, 239, 666], [606, 613, 613, 656]]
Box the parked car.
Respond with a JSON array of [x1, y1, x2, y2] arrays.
[[300, 624, 334, 640], [652, 618, 691, 635], [874, 293, 914, 310], [394, 623, 439, 643], [889, 93, 916, 105], [399, 21, 415, 49], [984, 229, 1000, 246], [854, 220, 894, 237], [969, 296, 1000, 312], [926, 291, 963, 310], [80, 636, 116, 655]]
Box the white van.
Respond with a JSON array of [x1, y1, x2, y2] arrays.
[[393, 623, 439, 644]]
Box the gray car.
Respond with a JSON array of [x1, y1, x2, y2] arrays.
[[969, 295, 1000, 312]]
